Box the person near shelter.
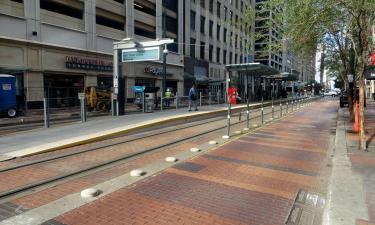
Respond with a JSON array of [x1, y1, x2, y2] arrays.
[[164, 88, 173, 107], [188, 83, 198, 111]]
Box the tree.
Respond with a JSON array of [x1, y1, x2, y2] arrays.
[[258, 0, 375, 150]]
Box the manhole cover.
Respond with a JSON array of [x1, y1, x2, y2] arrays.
[[285, 189, 325, 225]]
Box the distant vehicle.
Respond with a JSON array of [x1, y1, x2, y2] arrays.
[[323, 91, 338, 97]]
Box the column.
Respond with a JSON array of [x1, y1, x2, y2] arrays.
[[126, 0, 134, 38], [156, 0, 163, 39], [84, 0, 96, 50], [24, 0, 41, 41]]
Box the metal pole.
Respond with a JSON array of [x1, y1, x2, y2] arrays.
[[209, 92, 211, 105], [80, 98, 85, 122], [227, 102, 231, 137], [272, 80, 281, 119], [217, 90, 220, 105], [280, 97, 282, 117], [261, 95, 264, 124], [286, 101, 289, 114], [160, 90, 163, 111], [142, 92, 145, 113], [43, 97, 49, 128], [199, 92, 202, 107], [176, 92, 179, 109], [246, 97, 250, 129]]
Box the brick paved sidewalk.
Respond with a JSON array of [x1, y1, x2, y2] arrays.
[[33, 101, 336, 225]]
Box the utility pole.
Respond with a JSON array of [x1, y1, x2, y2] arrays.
[[162, 9, 167, 94]]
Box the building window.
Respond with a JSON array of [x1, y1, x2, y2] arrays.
[[209, 0, 213, 12], [209, 20, 213, 37], [216, 47, 220, 63], [165, 16, 178, 34], [241, 1, 244, 12], [96, 8, 125, 30], [190, 38, 196, 58], [134, 1, 156, 16], [200, 42, 205, 59], [200, 16, 205, 34], [190, 11, 196, 30], [217, 25, 220, 40], [163, 0, 178, 12], [224, 6, 227, 20], [235, 54, 238, 64], [11, 0, 23, 3], [209, 45, 213, 61], [229, 52, 233, 64], [235, 35, 238, 47], [200, 0, 205, 8], [40, 0, 83, 19], [135, 21, 156, 38], [223, 50, 227, 64], [223, 28, 227, 42], [217, 1, 221, 18], [113, 0, 124, 3]]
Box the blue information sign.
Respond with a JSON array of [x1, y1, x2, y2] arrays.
[[122, 47, 160, 62]]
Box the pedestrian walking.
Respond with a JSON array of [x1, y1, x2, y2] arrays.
[[188, 83, 198, 111]]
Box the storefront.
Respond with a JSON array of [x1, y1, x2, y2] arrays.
[[0, 39, 113, 109]]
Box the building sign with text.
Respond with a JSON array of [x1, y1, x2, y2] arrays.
[[65, 56, 113, 72]]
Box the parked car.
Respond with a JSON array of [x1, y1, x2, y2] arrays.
[[339, 89, 366, 108], [323, 91, 338, 97]]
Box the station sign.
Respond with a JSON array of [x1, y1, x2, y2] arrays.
[[121, 46, 160, 62]]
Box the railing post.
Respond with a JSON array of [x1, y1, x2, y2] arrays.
[[199, 92, 202, 107], [227, 102, 231, 137], [176, 92, 179, 109], [261, 96, 264, 124], [217, 91, 220, 105], [43, 97, 49, 128], [246, 97, 250, 129], [142, 92, 145, 113]]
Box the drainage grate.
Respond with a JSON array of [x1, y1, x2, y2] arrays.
[[0, 202, 27, 221], [285, 189, 325, 225], [40, 219, 67, 225], [172, 162, 206, 173]]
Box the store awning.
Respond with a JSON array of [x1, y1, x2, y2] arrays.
[[0, 66, 31, 74], [365, 66, 375, 80], [225, 63, 280, 76]]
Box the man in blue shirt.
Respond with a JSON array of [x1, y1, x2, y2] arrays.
[[188, 83, 198, 111]]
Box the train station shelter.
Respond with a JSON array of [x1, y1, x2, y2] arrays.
[[225, 63, 283, 102]]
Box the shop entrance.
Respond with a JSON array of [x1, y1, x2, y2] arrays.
[[44, 74, 84, 108]]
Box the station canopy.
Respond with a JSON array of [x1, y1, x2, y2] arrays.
[[225, 63, 280, 76], [266, 72, 299, 81]]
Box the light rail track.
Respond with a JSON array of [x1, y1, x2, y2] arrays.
[[0, 99, 310, 203]]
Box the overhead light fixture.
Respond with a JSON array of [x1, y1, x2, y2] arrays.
[[134, 3, 143, 9]]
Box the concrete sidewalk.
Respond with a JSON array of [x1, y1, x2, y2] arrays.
[[0, 103, 254, 160], [324, 101, 375, 225]]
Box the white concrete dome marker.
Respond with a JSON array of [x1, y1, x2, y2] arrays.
[[190, 147, 201, 152], [81, 188, 101, 198], [243, 128, 250, 131], [234, 131, 242, 134], [165, 157, 178, 162], [209, 140, 218, 145], [253, 124, 258, 128], [130, 169, 146, 177], [222, 135, 230, 140]]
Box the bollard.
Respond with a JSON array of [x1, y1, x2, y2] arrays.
[[279, 98, 282, 117], [246, 98, 250, 129], [80, 98, 87, 123], [43, 98, 49, 128], [226, 102, 231, 137], [111, 95, 116, 116], [199, 92, 202, 107], [261, 96, 264, 125], [272, 97, 274, 118], [160, 93, 163, 111]]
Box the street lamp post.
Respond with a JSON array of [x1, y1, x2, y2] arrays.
[[162, 45, 168, 95]]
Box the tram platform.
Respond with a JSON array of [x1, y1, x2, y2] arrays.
[[0, 102, 270, 160], [0, 98, 333, 225]]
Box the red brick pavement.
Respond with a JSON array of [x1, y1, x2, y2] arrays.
[[48, 101, 336, 225]]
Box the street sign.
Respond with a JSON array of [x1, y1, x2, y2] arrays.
[[122, 46, 160, 62], [78, 92, 85, 100]]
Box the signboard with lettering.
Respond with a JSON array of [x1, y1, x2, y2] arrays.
[[66, 56, 113, 72], [122, 47, 160, 62]]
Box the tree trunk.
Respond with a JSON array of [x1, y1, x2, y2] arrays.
[[359, 71, 366, 150]]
